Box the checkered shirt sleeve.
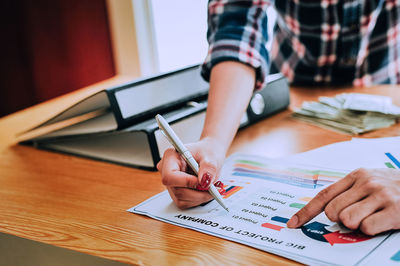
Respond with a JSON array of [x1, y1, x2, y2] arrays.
[[202, 0, 400, 87], [201, 0, 271, 90]]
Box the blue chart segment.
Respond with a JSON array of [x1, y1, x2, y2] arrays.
[[232, 169, 323, 189], [232, 160, 344, 189], [264, 216, 372, 245], [385, 153, 400, 168], [391, 250, 400, 262], [271, 216, 289, 223]]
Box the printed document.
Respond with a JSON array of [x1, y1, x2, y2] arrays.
[[129, 137, 400, 265]]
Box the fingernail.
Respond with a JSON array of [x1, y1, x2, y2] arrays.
[[287, 215, 298, 228], [214, 181, 224, 188], [196, 183, 208, 191], [200, 172, 212, 189]]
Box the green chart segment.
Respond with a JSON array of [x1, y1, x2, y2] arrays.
[[233, 159, 345, 189], [289, 203, 306, 209], [385, 153, 400, 169], [385, 162, 395, 168]]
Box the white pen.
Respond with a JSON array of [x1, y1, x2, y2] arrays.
[[155, 114, 229, 212]]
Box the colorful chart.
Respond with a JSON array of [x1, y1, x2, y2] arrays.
[[262, 216, 372, 245], [385, 152, 400, 169], [221, 185, 243, 199], [261, 216, 288, 231], [289, 196, 312, 209], [232, 159, 344, 189]]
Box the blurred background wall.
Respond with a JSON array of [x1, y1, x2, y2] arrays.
[[0, 0, 225, 118], [0, 0, 115, 117]]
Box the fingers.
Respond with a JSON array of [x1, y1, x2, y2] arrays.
[[359, 208, 395, 235], [287, 168, 400, 236], [167, 187, 213, 209], [162, 170, 199, 189], [159, 148, 220, 191], [197, 157, 219, 191], [159, 148, 199, 189], [324, 185, 370, 222], [157, 148, 180, 172], [338, 194, 383, 230], [287, 172, 356, 228], [158, 145, 223, 209]]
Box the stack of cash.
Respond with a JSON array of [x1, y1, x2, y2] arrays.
[[293, 93, 400, 135]]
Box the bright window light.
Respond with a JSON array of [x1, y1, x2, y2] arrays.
[[150, 0, 208, 73]]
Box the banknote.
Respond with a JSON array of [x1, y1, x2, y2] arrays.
[[293, 93, 399, 135]]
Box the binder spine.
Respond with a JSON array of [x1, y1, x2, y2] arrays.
[[106, 89, 125, 128], [244, 74, 290, 127], [106, 65, 209, 129], [147, 130, 161, 171]]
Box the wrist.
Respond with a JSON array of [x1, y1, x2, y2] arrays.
[[198, 136, 228, 158]]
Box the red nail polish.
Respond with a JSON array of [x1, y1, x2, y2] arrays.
[[214, 181, 224, 188], [196, 184, 205, 191], [201, 172, 212, 189]]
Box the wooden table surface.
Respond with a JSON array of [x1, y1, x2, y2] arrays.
[[1, 77, 399, 265]]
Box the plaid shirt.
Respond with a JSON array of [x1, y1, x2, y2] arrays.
[[201, 0, 400, 89]]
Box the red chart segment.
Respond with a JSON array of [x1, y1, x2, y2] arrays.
[[261, 216, 372, 245], [261, 216, 289, 231], [262, 223, 285, 231], [301, 221, 372, 245], [323, 231, 371, 246]]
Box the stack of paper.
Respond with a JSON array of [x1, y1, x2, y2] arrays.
[[293, 93, 400, 134]]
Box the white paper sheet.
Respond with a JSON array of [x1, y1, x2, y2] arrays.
[[285, 136, 400, 170], [128, 137, 400, 265]]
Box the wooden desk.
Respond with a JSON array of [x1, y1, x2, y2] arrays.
[[1, 80, 399, 265]]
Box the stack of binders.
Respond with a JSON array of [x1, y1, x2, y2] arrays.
[[19, 65, 290, 170]]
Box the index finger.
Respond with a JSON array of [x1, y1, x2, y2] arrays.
[[160, 149, 199, 189], [287, 174, 356, 228]]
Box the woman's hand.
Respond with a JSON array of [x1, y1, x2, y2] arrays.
[[157, 137, 226, 209], [157, 61, 256, 209], [287, 168, 400, 235]]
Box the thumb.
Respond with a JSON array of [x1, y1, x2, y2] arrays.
[[196, 159, 218, 191]]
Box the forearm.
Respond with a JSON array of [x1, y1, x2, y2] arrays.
[[200, 61, 255, 155], [158, 62, 256, 209]]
